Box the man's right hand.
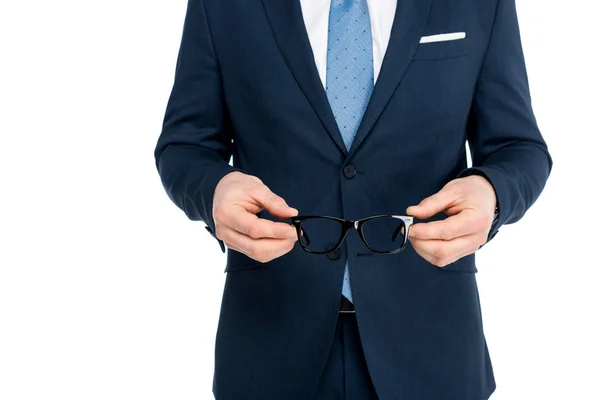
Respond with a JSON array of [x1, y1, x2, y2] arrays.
[[212, 172, 299, 263]]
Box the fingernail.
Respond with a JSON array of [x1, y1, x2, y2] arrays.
[[287, 228, 297, 239], [409, 224, 419, 236]]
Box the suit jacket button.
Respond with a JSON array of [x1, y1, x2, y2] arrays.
[[343, 164, 357, 179], [327, 249, 341, 261]]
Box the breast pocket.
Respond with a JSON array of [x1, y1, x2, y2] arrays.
[[412, 35, 469, 61]]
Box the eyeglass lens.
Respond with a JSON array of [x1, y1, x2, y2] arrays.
[[361, 217, 407, 252], [298, 218, 343, 253]]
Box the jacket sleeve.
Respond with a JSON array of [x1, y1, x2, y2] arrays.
[[154, 0, 240, 252], [459, 0, 553, 243]]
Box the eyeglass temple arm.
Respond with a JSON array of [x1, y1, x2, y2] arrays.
[[391, 218, 414, 242], [299, 228, 310, 246], [391, 224, 405, 242]]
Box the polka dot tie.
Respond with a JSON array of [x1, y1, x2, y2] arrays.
[[326, 0, 374, 303]]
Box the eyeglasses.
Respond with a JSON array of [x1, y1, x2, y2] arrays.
[[291, 215, 414, 255]]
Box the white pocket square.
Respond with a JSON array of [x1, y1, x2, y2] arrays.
[[419, 32, 466, 44]]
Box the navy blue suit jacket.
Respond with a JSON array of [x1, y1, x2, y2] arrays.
[[155, 0, 552, 398]]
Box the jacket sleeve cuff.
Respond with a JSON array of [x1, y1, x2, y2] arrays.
[[457, 166, 510, 244], [201, 164, 244, 253]]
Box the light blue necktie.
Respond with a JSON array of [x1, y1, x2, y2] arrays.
[[326, 0, 374, 302]]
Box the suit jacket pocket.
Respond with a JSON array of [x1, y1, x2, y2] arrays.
[[439, 254, 478, 273], [225, 249, 264, 273], [412, 37, 469, 61]]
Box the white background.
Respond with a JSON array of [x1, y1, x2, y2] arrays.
[[1, 0, 598, 399]]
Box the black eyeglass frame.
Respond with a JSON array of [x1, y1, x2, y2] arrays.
[[290, 215, 415, 255]]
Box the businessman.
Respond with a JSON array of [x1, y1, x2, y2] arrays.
[[155, 0, 552, 398]]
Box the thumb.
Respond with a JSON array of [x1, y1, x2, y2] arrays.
[[251, 186, 299, 219], [407, 189, 455, 219]]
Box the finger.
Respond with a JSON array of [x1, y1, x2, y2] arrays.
[[221, 205, 297, 239], [249, 186, 299, 219], [409, 234, 479, 267], [406, 187, 458, 219], [221, 227, 297, 263], [410, 237, 467, 267], [408, 211, 477, 241]]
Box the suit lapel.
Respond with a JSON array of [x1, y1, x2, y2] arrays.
[[349, 0, 434, 156], [261, 0, 348, 155]]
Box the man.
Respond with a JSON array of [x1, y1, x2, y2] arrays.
[[154, 0, 552, 398]]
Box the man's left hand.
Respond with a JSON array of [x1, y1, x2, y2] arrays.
[[406, 175, 497, 268]]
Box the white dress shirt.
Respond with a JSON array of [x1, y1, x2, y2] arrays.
[[299, 0, 398, 87]]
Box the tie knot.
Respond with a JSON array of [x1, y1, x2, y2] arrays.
[[331, 0, 364, 10]]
